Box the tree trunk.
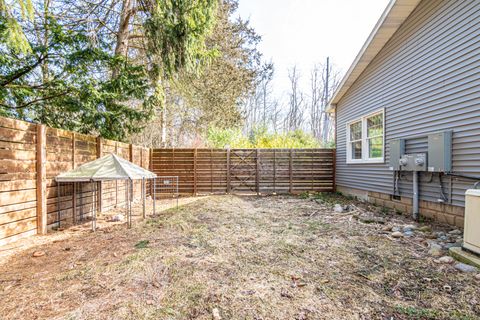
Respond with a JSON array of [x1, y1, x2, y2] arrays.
[[113, 0, 135, 76], [160, 81, 170, 147], [41, 0, 51, 83]]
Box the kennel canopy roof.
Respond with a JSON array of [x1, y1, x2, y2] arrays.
[[55, 153, 156, 182]]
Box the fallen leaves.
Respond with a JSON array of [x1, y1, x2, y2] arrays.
[[212, 307, 221, 320], [32, 251, 45, 257]]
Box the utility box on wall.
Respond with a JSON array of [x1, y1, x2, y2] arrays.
[[427, 131, 452, 172], [389, 139, 405, 171]]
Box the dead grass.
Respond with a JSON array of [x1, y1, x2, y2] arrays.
[[0, 194, 479, 320]]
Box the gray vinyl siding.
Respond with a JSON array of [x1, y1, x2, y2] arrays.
[[336, 0, 480, 207]]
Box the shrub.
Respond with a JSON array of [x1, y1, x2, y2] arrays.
[[206, 126, 322, 148]]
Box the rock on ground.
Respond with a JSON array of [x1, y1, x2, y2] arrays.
[[403, 225, 417, 232], [212, 307, 221, 320], [391, 231, 403, 238], [334, 204, 344, 213], [438, 256, 455, 264], [110, 214, 125, 222], [454, 263, 478, 273], [403, 231, 414, 237], [418, 226, 432, 232], [449, 229, 462, 236], [428, 242, 443, 257]]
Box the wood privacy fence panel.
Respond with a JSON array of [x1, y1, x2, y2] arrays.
[[0, 116, 149, 245], [151, 148, 335, 195], [0, 118, 38, 243]]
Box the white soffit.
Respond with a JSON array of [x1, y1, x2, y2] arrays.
[[327, 0, 422, 112]]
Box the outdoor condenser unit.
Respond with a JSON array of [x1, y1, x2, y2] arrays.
[[463, 189, 480, 255]]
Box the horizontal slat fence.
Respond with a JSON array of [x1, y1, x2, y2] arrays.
[[0, 115, 335, 246], [0, 117, 38, 243], [0, 116, 149, 246], [152, 148, 335, 195]]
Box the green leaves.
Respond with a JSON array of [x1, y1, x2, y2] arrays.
[[0, 0, 225, 143], [0, 0, 33, 53], [0, 14, 153, 141], [144, 0, 218, 78], [206, 126, 321, 149]]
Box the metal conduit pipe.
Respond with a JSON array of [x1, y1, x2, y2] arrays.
[[412, 171, 419, 221]]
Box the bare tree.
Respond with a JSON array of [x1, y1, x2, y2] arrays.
[[309, 64, 323, 139], [305, 58, 341, 145], [319, 58, 340, 143], [241, 62, 274, 134], [239, 60, 340, 142], [285, 66, 304, 131], [269, 98, 282, 133]]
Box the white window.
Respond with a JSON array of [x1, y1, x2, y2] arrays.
[[346, 109, 384, 164]]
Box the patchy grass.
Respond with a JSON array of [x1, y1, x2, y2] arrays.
[[0, 194, 479, 319], [134, 240, 150, 249]]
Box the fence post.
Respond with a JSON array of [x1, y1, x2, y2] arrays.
[[226, 148, 231, 194], [36, 124, 47, 235], [289, 149, 293, 194], [128, 144, 134, 207], [71, 132, 76, 223], [256, 149, 260, 195], [72, 132, 76, 169], [149, 148, 153, 197], [96, 137, 103, 212], [193, 148, 198, 196], [115, 142, 118, 208]]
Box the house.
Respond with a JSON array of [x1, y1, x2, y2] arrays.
[[327, 0, 480, 227]]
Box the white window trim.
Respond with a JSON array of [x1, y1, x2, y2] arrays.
[[346, 108, 385, 164]]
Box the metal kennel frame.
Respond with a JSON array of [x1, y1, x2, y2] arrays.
[[56, 177, 156, 231], [152, 176, 179, 212]]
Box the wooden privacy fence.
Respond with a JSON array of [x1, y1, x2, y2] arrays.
[[151, 148, 335, 195], [0, 116, 150, 246], [0, 115, 336, 246]]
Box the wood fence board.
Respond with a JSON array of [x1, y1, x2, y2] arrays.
[[0, 117, 36, 131], [0, 179, 36, 192], [0, 208, 37, 226], [0, 216, 37, 239], [0, 200, 37, 215], [0, 127, 36, 144]]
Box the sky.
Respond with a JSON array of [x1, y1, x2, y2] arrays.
[[236, 0, 391, 99]]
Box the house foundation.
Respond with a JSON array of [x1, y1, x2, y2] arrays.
[[337, 185, 465, 228]]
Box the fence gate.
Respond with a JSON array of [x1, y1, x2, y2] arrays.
[[151, 148, 335, 195], [228, 149, 257, 193]]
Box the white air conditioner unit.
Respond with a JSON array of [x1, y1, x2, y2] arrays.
[[464, 189, 480, 255]]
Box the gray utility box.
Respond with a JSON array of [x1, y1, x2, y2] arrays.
[[389, 139, 405, 170], [427, 131, 452, 172], [399, 153, 428, 171]]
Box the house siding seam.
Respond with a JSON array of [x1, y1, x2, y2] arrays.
[[335, 0, 480, 208]]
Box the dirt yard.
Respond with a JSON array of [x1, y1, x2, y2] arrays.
[[0, 194, 479, 320]]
